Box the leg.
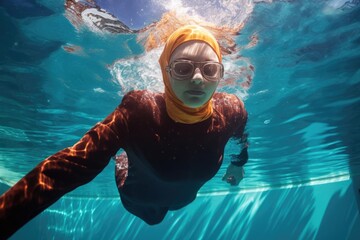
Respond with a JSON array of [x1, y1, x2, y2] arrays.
[[120, 194, 168, 225], [114, 152, 168, 225]]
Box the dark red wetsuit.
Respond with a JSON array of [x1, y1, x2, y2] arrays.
[[0, 90, 247, 238]]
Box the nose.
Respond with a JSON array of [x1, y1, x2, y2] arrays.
[[190, 68, 204, 85]]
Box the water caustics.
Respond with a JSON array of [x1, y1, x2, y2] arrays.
[[0, 0, 359, 197]]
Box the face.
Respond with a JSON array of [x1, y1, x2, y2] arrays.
[[168, 41, 221, 108]]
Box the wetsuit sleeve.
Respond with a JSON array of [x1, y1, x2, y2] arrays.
[[0, 105, 129, 239], [230, 132, 249, 167], [230, 96, 249, 167], [222, 95, 248, 186]]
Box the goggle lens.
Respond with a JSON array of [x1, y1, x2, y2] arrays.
[[168, 60, 224, 81]]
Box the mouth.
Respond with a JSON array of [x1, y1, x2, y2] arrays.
[[185, 90, 205, 96]]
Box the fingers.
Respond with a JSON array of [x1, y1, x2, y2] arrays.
[[223, 175, 238, 186], [226, 176, 236, 185]]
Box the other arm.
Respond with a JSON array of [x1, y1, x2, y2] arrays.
[[222, 95, 248, 186], [223, 133, 249, 186]]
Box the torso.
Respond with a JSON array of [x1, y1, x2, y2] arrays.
[[117, 90, 246, 208]]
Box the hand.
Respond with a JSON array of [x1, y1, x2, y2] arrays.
[[222, 164, 245, 186]]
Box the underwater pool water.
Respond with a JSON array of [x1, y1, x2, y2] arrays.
[[0, 0, 360, 239]]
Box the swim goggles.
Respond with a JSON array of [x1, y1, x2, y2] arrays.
[[166, 60, 224, 82]]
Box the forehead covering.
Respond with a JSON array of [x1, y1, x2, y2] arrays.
[[158, 25, 222, 124]]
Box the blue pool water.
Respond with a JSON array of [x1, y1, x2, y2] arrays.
[[1, 0, 360, 239]]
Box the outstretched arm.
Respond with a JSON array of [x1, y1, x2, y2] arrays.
[[0, 107, 127, 239]]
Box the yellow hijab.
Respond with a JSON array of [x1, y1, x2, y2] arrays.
[[158, 25, 222, 124]]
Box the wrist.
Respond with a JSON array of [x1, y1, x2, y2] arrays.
[[230, 160, 243, 167]]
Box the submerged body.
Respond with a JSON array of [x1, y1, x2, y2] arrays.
[[115, 91, 246, 223], [0, 90, 246, 233]]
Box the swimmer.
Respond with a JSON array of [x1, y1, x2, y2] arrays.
[[0, 25, 248, 238]]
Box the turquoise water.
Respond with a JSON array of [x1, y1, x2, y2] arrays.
[[1, 0, 360, 239]]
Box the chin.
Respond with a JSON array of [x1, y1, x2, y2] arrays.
[[183, 99, 207, 108]]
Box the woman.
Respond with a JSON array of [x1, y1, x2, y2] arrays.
[[0, 25, 248, 238]]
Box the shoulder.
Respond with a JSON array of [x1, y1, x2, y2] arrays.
[[212, 92, 248, 136], [119, 90, 164, 109], [117, 90, 165, 120], [212, 92, 246, 116]]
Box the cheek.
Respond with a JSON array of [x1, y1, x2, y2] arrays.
[[170, 79, 185, 97]]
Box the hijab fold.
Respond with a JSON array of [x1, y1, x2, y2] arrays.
[[158, 25, 222, 124]]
